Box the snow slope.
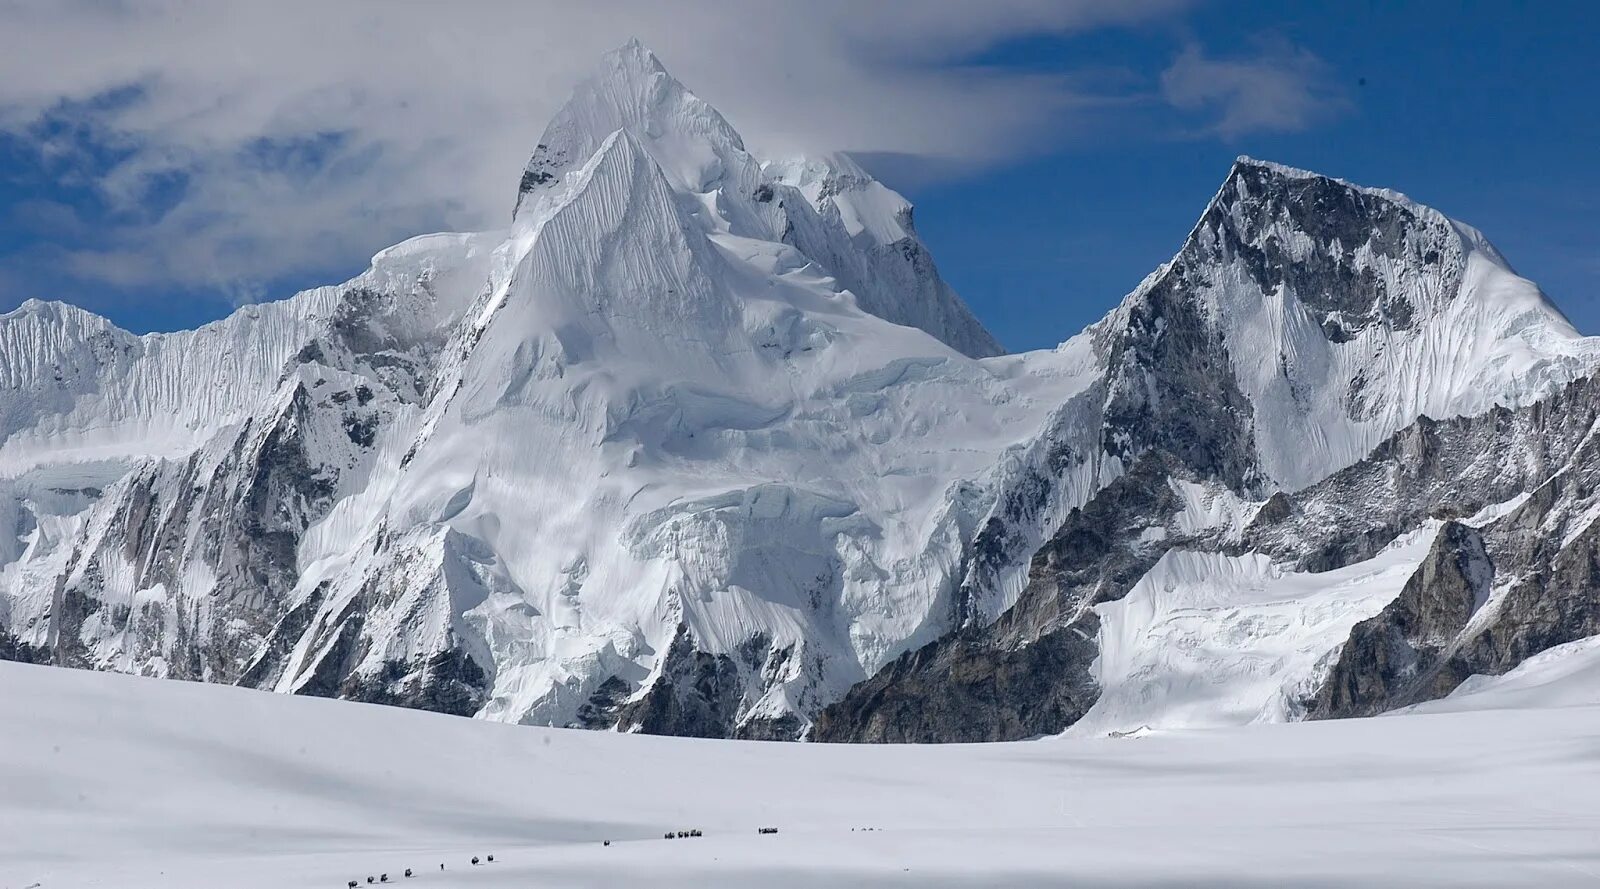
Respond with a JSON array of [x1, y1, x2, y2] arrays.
[[1404, 633, 1600, 714], [4, 660, 1599, 889], [1069, 524, 1444, 737]]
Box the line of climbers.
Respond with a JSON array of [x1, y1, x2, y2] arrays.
[[349, 854, 494, 885], [343, 825, 789, 882]]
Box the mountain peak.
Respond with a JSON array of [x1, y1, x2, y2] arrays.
[[512, 40, 747, 220], [1126, 155, 1589, 491], [1192, 156, 1453, 279], [609, 37, 666, 76], [1229, 155, 1322, 181], [1, 298, 117, 332], [1210, 156, 1432, 226]]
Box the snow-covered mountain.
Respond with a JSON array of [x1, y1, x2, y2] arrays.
[[814, 157, 1600, 741], [0, 42, 1074, 737], [3, 42, 1597, 742]]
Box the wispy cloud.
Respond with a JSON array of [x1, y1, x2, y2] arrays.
[[0, 0, 1197, 310], [1160, 37, 1349, 139]]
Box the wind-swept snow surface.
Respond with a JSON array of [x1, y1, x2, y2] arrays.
[[3, 661, 1599, 888]]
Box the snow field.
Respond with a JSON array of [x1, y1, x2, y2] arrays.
[[4, 659, 1599, 887]]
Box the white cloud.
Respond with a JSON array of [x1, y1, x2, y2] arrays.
[[1160, 38, 1348, 139], [0, 0, 1190, 304]]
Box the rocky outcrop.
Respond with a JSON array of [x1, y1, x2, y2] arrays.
[[615, 630, 745, 739], [611, 627, 763, 739], [810, 616, 1102, 743], [1294, 377, 1600, 718], [37, 381, 344, 681], [339, 645, 490, 718], [1307, 521, 1491, 718]]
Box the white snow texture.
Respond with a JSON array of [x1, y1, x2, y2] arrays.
[[4, 658, 1599, 887]]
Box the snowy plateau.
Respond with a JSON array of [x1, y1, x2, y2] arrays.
[[5, 31, 1600, 784], [4, 655, 1599, 887]]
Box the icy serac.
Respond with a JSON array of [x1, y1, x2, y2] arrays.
[[5, 43, 1598, 742]]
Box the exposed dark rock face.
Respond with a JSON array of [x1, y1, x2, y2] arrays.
[[573, 675, 632, 730], [1201, 159, 1462, 341], [602, 626, 809, 740], [1451, 449, 1600, 675], [0, 629, 48, 664], [615, 626, 747, 739], [954, 224, 1265, 627], [734, 711, 805, 742], [1290, 377, 1600, 718], [38, 383, 342, 682], [811, 616, 1102, 744], [339, 646, 490, 718], [1307, 522, 1491, 718], [513, 144, 566, 219], [1461, 526, 1600, 673], [1096, 258, 1264, 496]]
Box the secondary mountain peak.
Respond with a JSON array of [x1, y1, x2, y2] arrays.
[[1104, 155, 1596, 492]]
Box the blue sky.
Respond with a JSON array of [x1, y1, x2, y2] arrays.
[[1, 1, 1595, 352], [909, 1, 1600, 350]]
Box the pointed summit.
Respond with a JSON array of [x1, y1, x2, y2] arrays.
[[512, 40, 749, 220], [504, 43, 1003, 358], [1209, 155, 1433, 228], [1115, 155, 1591, 490], [1179, 155, 1469, 342]]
